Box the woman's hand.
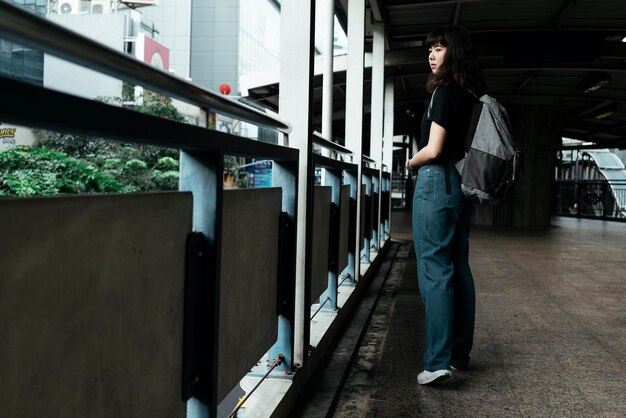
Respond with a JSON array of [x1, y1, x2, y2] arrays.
[[406, 158, 417, 176], [406, 121, 447, 176]]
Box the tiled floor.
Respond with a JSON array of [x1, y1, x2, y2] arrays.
[[333, 215, 626, 417]]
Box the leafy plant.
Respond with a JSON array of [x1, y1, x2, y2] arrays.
[[25, 93, 186, 195], [224, 155, 239, 177], [0, 146, 124, 197]]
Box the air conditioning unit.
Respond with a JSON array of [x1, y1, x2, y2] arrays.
[[118, 0, 158, 9], [91, 0, 114, 14], [120, 0, 159, 7], [58, 0, 81, 14]]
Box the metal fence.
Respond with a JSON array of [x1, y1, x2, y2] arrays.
[[0, 2, 392, 418], [554, 180, 626, 220]]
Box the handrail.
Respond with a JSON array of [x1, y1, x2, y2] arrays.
[[0, 1, 291, 133], [362, 154, 375, 163], [312, 132, 353, 155], [0, 76, 299, 160], [313, 154, 357, 171]]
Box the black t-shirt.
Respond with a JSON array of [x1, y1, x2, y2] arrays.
[[420, 83, 476, 162]]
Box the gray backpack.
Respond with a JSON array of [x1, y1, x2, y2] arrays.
[[428, 89, 521, 205], [457, 92, 521, 205]]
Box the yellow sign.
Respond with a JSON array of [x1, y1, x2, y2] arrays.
[[0, 128, 17, 138]]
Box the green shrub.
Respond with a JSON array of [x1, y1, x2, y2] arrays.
[[156, 156, 179, 171], [15, 94, 187, 195], [0, 146, 124, 197]]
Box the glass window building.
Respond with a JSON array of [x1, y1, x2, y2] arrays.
[[0, 0, 46, 85]]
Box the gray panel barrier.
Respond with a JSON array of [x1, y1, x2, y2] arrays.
[[310, 186, 332, 304], [217, 188, 282, 403], [360, 184, 367, 247], [372, 191, 379, 238], [0, 193, 192, 418], [338, 185, 350, 273]]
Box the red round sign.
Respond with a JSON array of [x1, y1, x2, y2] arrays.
[[219, 83, 231, 95]]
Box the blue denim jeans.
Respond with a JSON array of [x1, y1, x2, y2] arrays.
[[412, 161, 475, 372]]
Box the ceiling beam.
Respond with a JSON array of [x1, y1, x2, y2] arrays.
[[569, 100, 616, 121], [384, 41, 626, 75], [368, 0, 382, 22], [516, 71, 540, 93], [399, 75, 408, 95], [560, 139, 626, 149], [386, 0, 495, 10], [554, 0, 579, 29], [388, 26, 626, 41], [453, 1, 462, 25]]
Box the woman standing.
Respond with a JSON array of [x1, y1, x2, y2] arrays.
[[406, 26, 486, 385]]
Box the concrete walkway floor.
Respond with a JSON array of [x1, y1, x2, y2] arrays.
[[329, 215, 626, 417]]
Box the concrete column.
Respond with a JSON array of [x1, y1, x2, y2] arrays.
[[382, 78, 394, 174], [180, 151, 221, 418], [370, 22, 384, 251], [383, 77, 394, 236], [369, 23, 384, 164], [279, 0, 316, 365], [345, 0, 365, 279], [472, 105, 569, 228], [320, 0, 334, 143]]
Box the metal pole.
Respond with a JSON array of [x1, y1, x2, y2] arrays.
[[345, 0, 366, 280], [383, 77, 395, 238], [370, 21, 385, 251], [321, 0, 335, 156], [279, 0, 316, 365]]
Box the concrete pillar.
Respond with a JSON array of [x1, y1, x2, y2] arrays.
[[383, 77, 394, 236], [370, 22, 384, 251], [320, 0, 334, 143], [369, 22, 384, 165], [279, 0, 316, 365], [382, 78, 394, 176], [472, 105, 569, 228], [345, 0, 365, 279]]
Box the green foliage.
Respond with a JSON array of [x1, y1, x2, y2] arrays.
[[224, 155, 239, 177], [23, 93, 186, 195], [0, 147, 124, 197], [138, 92, 186, 123], [156, 156, 179, 171], [122, 82, 135, 102], [32, 131, 180, 193]]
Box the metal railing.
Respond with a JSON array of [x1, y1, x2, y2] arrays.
[[311, 133, 358, 316], [555, 179, 626, 220], [312, 131, 353, 157], [0, 3, 299, 417], [0, 3, 394, 418]]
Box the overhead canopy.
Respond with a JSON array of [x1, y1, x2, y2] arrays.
[[246, 0, 626, 150]]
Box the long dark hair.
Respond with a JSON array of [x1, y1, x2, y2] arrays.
[[426, 26, 486, 94]]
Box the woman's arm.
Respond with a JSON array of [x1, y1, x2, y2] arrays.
[[406, 121, 447, 174]]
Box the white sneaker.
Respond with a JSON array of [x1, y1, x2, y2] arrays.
[[417, 369, 451, 385]]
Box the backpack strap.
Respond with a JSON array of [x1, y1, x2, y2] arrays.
[[444, 163, 451, 195], [427, 87, 438, 119], [466, 88, 480, 100]]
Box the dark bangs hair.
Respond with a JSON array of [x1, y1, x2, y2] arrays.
[[426, 26, 486, 95]]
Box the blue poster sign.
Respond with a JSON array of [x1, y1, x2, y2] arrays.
[[244, 160, 273, 188]]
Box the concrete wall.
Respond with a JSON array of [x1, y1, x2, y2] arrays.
[[472, 105, 569, 228], [0, 192, 192, 418], [510, 106, 569, 228], [141, 0, 193, 79], [190, 0, 239, 92], [45, 14, 126, 100]]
